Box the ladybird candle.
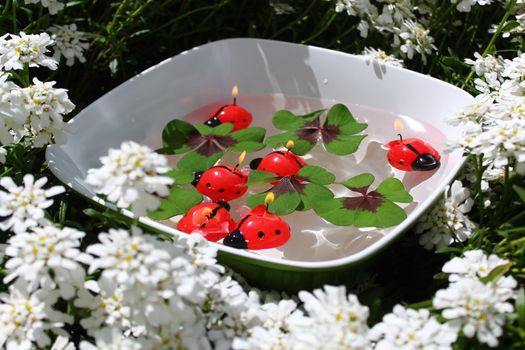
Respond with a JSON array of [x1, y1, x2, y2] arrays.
[[223, 192, 291, 250], [204, 85, 253, 131], [385, 119, 441, 172], [249, 140, 307, 177], [176, 201, 235, 242], [192, 151, 249, 202]]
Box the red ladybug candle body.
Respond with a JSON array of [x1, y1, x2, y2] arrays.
[[176, 201, 235, 242], [192, 164, 249, 202], [385, 135, 441, 172], [223, 204, 291, 250], [250, 149, 307, 178], [204, 86, 252, 131]]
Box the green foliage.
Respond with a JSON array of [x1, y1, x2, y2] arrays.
[[147, 186, 202, 220], [266, 104, 367, 156]]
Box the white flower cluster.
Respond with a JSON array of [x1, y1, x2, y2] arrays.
[[327, 0, 436, 63], [449, 52, 525, 175], [48, 24, 90, 66], [74, 227, 224, 349], [24, 0, 65, 15], [86, 141, 174, 216], [361, 47, 405, 67], [0, 32, 76, 148], [415, 180, 477, 250], [434, 250, 517, 347], [0, 32, 57, 71], [233, 285, 371, 350], [451, 0, 493, 13]]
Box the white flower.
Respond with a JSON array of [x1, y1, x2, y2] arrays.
[[287, 285, 371, 349], [442, 249, 510, 282], [0, 32, 57, 71], [0, 174, 64, 234], [433, 276, 517, 347], [4, 225, 91, 299], [79, 327, 143, 350], [20, 78, 75, 147], [24, 0, 65, 15], [369, 304, 458, 349], [465, 52, 504, 78], [48, 24, 90, 66], [0, 281, 71, 350], [86, 141, 173, 216], [0, 72, 27, 145], [452, 0, 492, 13], [362, 47, 404, 67], [415, 180, 476, 249], [398, 20, 436, 64], [51, 336, 75, 350], [269, 0, 295, 15]]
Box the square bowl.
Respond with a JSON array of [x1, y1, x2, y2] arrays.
[[46, 38, 473, 292]]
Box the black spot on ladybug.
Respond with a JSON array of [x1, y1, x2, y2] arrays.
[[249, 158, 262, 170], [218, 189, 225, 193], [235, 191, 241, 194], [243, 119, 247, 122], [398, 161, 404, 164], [206, 182, 211, 187], [257, 231, 264, 239], [275, 229, 281, 235], [191, 171, 203, 186]]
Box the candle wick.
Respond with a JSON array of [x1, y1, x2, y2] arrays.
[[398, 133, 403, 142], [233, 97, 237, 105]]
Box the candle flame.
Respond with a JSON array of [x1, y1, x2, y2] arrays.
[[264, 192, 275, 206], [394, 119, 404, 132], [237, 150, 247, 166], [232, 85, 239, 98], [285, 140, 295, 149], [195, 207, 213, 225]]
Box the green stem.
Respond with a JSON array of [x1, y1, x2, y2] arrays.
[[154, 1, 230, 34], [0, 167, 13, 177], [475, 154, 485, 226], [300, 12, 338, 45], [12, 0, 17, 33], [461, 0, 516, 89]]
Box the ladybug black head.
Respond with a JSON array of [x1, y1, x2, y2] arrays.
[[412, 154, 440, 171], [249, 158, 262, 170], [223, 229, 247, 249], [192, 171, 203, 186], [205, 117, 221, 127]]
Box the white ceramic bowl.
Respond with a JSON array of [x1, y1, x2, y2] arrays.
[[46, 38, 473, 291]]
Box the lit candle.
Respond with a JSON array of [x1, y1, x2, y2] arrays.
[[176, 201, 235, 242], [385, 119, 441, 171], [205, 85, 253, 131], [223, 192, 291, 250]]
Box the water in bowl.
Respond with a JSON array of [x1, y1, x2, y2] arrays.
[[143, 94, 446, 262]]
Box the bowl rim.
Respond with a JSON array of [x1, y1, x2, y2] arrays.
[[46, 38, 472, 270]]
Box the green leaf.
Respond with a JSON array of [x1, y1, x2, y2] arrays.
[[229, 141, 265, 153], [147, 187, 202, 220], [376, 178, 413, 203], [353, 200, 407, 228], [162, 119, 197, 154], [177, 152, 222, 171], [165, 168, 195, 185], [324, 134, 367, 155], [230, 127, 266, 143], [342, 173, 375, 189], [273, 109, 323, 130], [513, 185, 525, 204], [246, 192, 267, 208], [480, 262, 513, 284], [325, 103, 357, 126], [195, 122, 233, 135], [297, 165, 336, 185], [441, 56, 469, 70], [248, 170, 279, 185], [265, 133, 314, 155], [267, 192, 301, 215]]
